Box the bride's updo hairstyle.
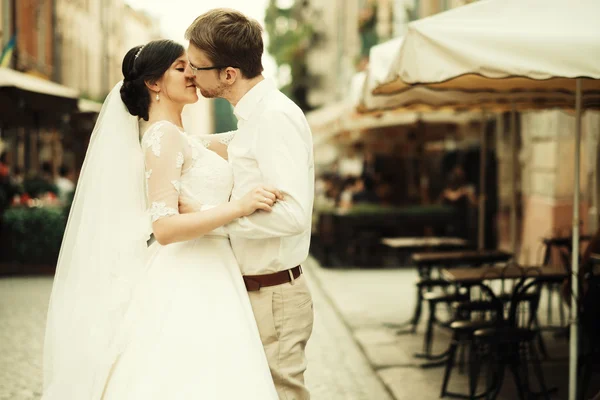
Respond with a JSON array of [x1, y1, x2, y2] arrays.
[[120, 39, 185, 121]]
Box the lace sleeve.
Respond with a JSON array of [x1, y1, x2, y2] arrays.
[[187, 131, 236, 149], [189, 131, 236, 160], [213, 131, 236, 146], [142, 122, 186, 223]]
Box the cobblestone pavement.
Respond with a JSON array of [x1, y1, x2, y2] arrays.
[[303, 258, 393, 400], [0, 278, 48, 400], [0, 261, 391, 400]]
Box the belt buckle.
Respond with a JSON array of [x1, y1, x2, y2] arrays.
[[245, 277, 261, 292]]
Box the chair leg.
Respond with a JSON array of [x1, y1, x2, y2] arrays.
[[457, 337, 467, 374], [508, 356, 527, 400], [423, 301, 436, 356], [529, 342, 551, 400], [558, 284, 566, 326], [485, 346, 505, 400], [578, 354, 593, 400], [519, 343, 532, 395], [412, 284, 424, 334], [532, 318, 549, 359], [440, 336, 459, 398], [546, 284, 553, 325], [468, 340, 482, 399]]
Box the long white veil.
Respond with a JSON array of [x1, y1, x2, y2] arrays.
[[42, 82, 150, 399]]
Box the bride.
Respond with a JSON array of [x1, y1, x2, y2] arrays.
[[42, 39, 280, 399]]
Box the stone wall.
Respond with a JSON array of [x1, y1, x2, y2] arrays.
[[518, 110, 599, 264]]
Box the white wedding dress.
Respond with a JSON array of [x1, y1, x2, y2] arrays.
[[101, 121, 278, 399]]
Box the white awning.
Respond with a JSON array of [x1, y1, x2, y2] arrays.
[[360, 37, 404, 112], [77, 99, 103, 113], [376, 0, 600, 95], [365, 31, 600, 112], [0, 67, 79, 99], [306, 101, 350, 136]]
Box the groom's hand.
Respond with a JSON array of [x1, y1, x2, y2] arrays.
[[178, 196, 202, 214]]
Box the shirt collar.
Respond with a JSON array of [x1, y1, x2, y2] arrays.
[[233, 78, 276, 122]]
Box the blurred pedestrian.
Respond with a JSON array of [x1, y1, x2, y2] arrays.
[[441, 165, 476, 239], [55, 165, 75, 204], [361, 150, 379, 188], [0, 153, 11, 213], [0, 153, 8, 181], [339, 177, 357, 210], [40, 161, 54, 184], [10, 166, 24, 186], [352, 177, 378, 205]]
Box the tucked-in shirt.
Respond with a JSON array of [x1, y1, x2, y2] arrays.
[[226, 78, 315, 275]]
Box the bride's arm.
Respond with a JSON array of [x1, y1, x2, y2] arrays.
[[152, 194, 267, 245], [143, 124, 273, 245]]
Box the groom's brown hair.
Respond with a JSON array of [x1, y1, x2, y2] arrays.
[[185, 8, 264, 79]]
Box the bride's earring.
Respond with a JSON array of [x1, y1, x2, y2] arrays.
[[156, 92, 160, 102]]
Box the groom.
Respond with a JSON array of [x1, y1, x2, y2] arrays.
[[184, 8, 315, 400]]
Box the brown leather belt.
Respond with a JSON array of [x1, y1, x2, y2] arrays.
[[243, 266, 302, 292]]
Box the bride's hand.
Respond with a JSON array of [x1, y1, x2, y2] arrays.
[[235, 185, 284, 217], [178, 196, 203, 214]]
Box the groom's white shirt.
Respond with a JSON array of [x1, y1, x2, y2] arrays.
[[225, 78, 314, 276]]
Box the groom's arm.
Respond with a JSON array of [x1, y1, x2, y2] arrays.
[[226, 111, 312, 239]]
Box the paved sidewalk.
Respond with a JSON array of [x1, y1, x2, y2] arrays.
[[304, 258, 393, 400], [0, 278, 48, 400], [0, 264, 392, 400]]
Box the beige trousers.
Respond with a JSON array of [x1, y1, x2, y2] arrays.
[[248, 273, 314, 400]]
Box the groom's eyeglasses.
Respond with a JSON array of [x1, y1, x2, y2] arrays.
[[188, 62, 239, 73]]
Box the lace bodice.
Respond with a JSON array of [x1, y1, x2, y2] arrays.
[[141, 121, 235, 223]]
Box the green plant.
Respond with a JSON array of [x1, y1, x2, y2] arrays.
[[359, 2, 377, 33], [23, 176, 58, 198], [264, 0, 316, 111], [0, 187, 6, 211], [0, 179, 21, 213], [359, 2, 379, 57], [213, 98, 238, 134], [404, 3, 419, 23], [0, 206, 66, 265]]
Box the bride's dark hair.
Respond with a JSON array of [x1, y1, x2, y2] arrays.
[[120, 39, 185, 121]]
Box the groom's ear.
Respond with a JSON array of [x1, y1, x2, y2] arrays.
[[222, 67, 239, 86]]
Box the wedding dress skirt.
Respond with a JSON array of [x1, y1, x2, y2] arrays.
[[101, 235, 278, 399]]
